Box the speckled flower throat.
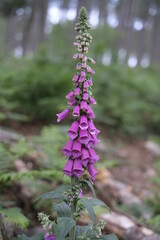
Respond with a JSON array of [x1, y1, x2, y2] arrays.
[[57, 7, 100, 181]]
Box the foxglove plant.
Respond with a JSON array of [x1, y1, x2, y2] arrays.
[[57, 9, 99, 182], [17, 7, 118, 240]]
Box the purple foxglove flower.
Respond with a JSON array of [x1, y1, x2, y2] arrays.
[[72, 140, 82, 158], [84, 47, 88, 53], [67, 120, 79, 140], [72, 159, 83, 178], [83, 81, 89, 92], [88, 78, 93, 86], [88, 110, 95, 119], [45, 233, 55, 240], [92, 134, 99, 147], [83, 93, 88, 101], [89, 148, 99, 163], [68, 98, 77, 106], [80, 101, 88, 112], [86, 105, 94, 115], [80, 115, 88, 130], [81, 70, 86, 77], [95, 129, 100, 135], [73, 42, 78, 46], [91, 58, 96, 64], [78, 48, 82, 52], [88, 120, 96, 135], [87, 66, 91, 73], [73, 53, 79, 59], [81, 41, 85, 45], [88, 163, 97, 181], [72, 74, 79, 81], [79, 53, 83, 58], [79, 129, 89, 145], [66, 91, 74, 101], [75, 35, 80, 39], [57, 108, 70, 123], [79, 191, 83, 197], [79, 76, 85, 82], [63, 159, 74, 177], [82, 56, 87, 62], [82, 148, 90, 167], [85, 42, 89, 46], [73, 105, 80, 117], [82, 62, 86, 68], [87, 138, 94, 148], [62, 139, 74, 157], [89, 96, 96, 105], [74, 87, 81, 96], [90, 68, 94, 74], [74, 81, 79, 87], [76, 63, 81, 70]]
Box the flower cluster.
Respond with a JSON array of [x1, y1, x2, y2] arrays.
[[57, 7, 99, 181]]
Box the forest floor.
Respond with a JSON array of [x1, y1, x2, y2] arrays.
[[1, 121, 160, 239]]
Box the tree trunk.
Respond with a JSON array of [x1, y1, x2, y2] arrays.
[[22, 0, 49, 55]]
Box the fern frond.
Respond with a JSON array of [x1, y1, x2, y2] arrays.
[[0, 207, 29, 229]]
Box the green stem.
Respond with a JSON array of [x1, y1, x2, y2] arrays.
[[69, 176, 78, 240]]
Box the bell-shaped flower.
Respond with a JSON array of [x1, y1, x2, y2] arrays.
[[74, 87, 81, 96], [72, 159, 83, 178], [82, 148, 90, 167], [73, 105, 80, 117], [66, 91, 74, 101], [62, 139, 74, 157], [78, 129, 89, 145], [89, 148, 99, 163], [67, 120, 79, 140], [83, 93, 88, 101], [88, 163, 97, 181], [80, 101, 88, 112], [89, 96, 96, 105], [72, 140, 82, 158], [57, 108, 70, 123], [63, 159, 74, 177]]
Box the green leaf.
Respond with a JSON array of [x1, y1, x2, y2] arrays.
[[54, 217, 76, 240], [100, 234, 119, 240], [80, 198, 96, 223], [54, 201, 71, 217], [15, 233, 44, 240], [38, 185, 70, 201], [75, 225, 92, 239], [0, 207, 29, 229], [89, 198, 109, 210], [81, 180, 96, 198]]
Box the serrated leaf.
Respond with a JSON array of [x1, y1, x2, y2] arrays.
[[81, 180, 96, 198], [81, 198, 96, 223], [54, 217, 76, 240], [15, 233, 44, 240], [100, 234, 119, 240], [75, 225, 92, 239], [54, 201, 71, 217], [38, 185, 70, 201], [90, 198, 109, 209]]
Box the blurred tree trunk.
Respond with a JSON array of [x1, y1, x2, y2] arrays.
[[136, 1, 149, 65], [98, 0, 107, 25], [124, 0, 137, 64], [152, 13, 160, 63], [116, 0, 130, 62], [22, 0, 48, 55], [5, 16, 15, 53]]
